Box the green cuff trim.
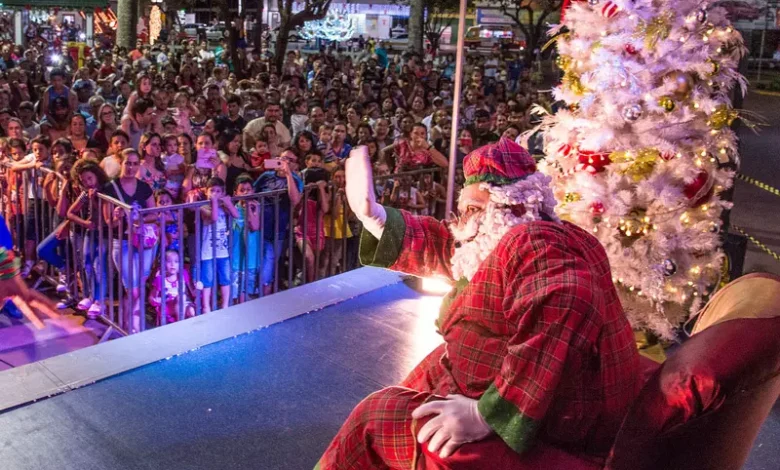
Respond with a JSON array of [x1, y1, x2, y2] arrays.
[[464, 174, 522, 187], [359, 207, 406, 268], [478, 383, 540, 454]]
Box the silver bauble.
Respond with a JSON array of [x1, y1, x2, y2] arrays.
[[662, 259, 677, 276], [588, 0, 600, 5], [622, 103, 643, 122]]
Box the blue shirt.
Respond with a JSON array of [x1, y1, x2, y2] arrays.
[[253, 171, 304, 241]]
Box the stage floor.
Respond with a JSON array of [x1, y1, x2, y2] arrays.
[[0, 281, 775, 470]]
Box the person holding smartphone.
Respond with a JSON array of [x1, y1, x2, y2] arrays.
[[253, 151, 302, 295]]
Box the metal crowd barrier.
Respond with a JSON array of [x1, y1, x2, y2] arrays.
[[0, 164, 451, 336]]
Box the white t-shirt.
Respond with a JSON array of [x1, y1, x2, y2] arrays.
[[201, 208, 229, 260], [484, 58, 499, 78]]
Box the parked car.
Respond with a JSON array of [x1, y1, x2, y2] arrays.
[[390, 26, 407, 39], [206, 23, 229, 42], [464, 25, 525, 50], [182, 23, 206, 40]]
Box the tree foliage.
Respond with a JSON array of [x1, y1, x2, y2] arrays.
[[490, 0, 563, 60], [274, 0, 333, 73], [423, 0, 461, 51]]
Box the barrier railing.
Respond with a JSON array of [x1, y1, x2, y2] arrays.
[[0, 164, 452, 336]]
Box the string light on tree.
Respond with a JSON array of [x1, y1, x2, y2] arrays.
[[541, 0, 745, 339]]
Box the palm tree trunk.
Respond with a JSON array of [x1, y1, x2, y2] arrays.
[[117, 0, 138, 49], [408, 0, 424, 54]]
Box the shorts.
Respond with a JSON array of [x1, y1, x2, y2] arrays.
[[200, 257, 231, 288], [231, 268, 258, 298]]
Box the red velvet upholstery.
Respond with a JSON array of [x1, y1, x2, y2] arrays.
[[418, 435, 603, 470], [606, 317, 780, 470]]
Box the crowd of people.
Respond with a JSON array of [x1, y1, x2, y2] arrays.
[[0, 35, 546, 329]]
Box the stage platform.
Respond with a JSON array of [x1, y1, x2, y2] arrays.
[[0, 268, 775, 470]]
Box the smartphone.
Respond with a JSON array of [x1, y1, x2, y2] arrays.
[[263, 158, 283, 170], [384, 179, 394, 191], [195, 148, 217, 169]]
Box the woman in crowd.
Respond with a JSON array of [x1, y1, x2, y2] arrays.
[[88, 103, 118, 154], [137, 132, 167, 192], [68, 114, 89, 153], [101, 148, 156, 331]]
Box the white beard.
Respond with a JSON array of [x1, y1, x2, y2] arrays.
[[449, 173, 559, 282]]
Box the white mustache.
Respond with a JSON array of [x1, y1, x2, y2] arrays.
[[449, 212, 484, 244]]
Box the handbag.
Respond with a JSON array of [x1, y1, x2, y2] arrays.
[[111, 181, 159, 249]]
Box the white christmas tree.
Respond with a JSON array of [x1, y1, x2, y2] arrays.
[[297, 8, 355, 42], [540, 0, 747, 339]]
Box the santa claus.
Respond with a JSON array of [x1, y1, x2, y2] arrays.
[[316, 139, 640, 469]]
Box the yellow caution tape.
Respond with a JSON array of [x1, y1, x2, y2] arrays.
[[732, 225, 780, 263], [736, 173, 780, 197]]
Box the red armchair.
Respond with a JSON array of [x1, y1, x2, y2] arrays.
[[420, 276, 780, 470]]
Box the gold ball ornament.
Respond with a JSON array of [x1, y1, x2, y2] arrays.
[[707, 104, 738, 130], [564, 192, 582, 204], [658, 96, 675, 112], [707, 58, 720, 76], [666, 71, 694, 99]]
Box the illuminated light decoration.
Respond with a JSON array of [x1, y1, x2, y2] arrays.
[[297, 8, 355, 42], [150, 6, 162, 45], [420, 278, 452, 296]]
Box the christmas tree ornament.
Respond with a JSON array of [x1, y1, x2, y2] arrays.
[[564, 192, 582, 203], [683, 171, 714, 207], [576, 150, 611, 173], [563, 71, 587, 95], [556, 55, 572, 71], [662, 259, 677, 276], [707, 58, 720, 76], [624, 43, 638, 55], [610, 148, 660, 181], [600, 1, 620, 18], [622, 103, 643, 122], [658, 96, 675, 112], [588, 0, 600, 6], [666, 71, 694, 99], [637, 14, 672, 49], [707, 104, 738, 130], [558, 143, 574, 157], [590, 201, 606, 215], [696, 8, 707, 24]]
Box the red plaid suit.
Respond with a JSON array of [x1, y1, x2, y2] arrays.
[[316, 208, 640, 470]]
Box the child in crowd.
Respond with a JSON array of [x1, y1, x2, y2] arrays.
[[231, 174, 261, 303], [295, 167, 329, 284], [323, 168, 352, 276], [101, 130, 130, 179], [154, 189, 181, 251], [249, 136, 271, 179], [171, 92, 195, 137], [149, 249, 198, 325], [417, 172, 446, 218], [199, 177, 238, 313], [66, 158, 109, 317], [161, 133, 186, 200], [316, 123, 333, 166], [390, 174, 426, 215]]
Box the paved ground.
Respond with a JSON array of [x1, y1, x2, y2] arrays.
[[732, 91, 780, 276]]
